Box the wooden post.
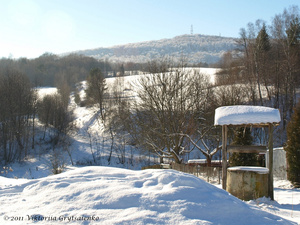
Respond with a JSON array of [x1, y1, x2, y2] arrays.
[[222, 125, 228, 190], [268, 124, 274, 200]]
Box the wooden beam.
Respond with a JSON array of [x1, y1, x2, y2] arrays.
[[222, 125, 228, 190], [268, 124, 274, 200], [227, 145, 267, 154]]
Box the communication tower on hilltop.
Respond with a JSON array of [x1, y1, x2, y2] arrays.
[[191, 25, 193, 35]]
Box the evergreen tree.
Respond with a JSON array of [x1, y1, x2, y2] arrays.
[[286, 17, 300, 47], [229, 127, 258, 167], [285, 101, 300, 187], [256, 24, 271, 52], [254, 23, 271, 105]]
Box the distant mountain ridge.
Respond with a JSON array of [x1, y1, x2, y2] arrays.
[[75, 34, 237, 64]]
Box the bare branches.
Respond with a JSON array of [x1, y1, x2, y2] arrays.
[[85, 68, 107, 121], [122, 60, 216, 163], [0, 70, 36, 163]]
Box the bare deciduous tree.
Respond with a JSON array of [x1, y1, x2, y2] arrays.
[[85, 68, 107, 121], [0, 70, 36, 163], [124, 61, 216, 163]]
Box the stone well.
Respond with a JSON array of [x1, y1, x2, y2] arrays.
[[226, 166, 269, 201]]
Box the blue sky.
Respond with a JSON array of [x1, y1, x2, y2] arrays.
[[0, 0, 299, 59]]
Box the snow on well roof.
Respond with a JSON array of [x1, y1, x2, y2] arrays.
[[214, 105, 281, 126]]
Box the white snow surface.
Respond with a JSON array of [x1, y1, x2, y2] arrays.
[[34, 87, 58, 100], [214, 105, 281, 126], [187, 159, 220, 164], [0, 166, 296, 225], [228, 166, 269, 174]]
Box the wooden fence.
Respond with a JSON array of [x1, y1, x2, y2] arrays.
[[170, 162, 222, 184], [142, 163, 222, 184]]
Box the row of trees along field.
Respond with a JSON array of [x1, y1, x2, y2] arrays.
[[0, 53, 154, 88], [218, 6, 300, 130], [0, 69, 75, 164]]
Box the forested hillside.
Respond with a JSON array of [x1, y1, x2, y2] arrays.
[[74, 34, 236, 64], [0, 54, 112, 87]]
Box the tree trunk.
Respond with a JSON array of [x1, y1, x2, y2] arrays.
[[206, 155, 212, 167]]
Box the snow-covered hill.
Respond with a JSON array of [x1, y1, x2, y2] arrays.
[[74, 34, 236, 64]]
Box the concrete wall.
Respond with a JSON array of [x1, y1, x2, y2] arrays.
[[227, 167, 269, 201]]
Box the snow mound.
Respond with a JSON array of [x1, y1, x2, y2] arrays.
[[214, 105, 281, 126], [0, 167, 295, 224]]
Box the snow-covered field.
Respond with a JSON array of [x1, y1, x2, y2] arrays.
[[0, 71, 299, 224], [0, 167, 299, 225]]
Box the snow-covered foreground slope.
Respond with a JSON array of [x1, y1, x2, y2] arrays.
[[0, 167, 296, 225]]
